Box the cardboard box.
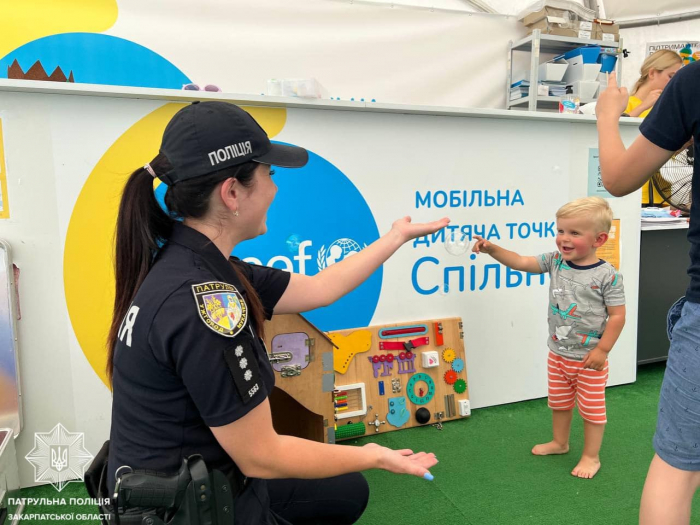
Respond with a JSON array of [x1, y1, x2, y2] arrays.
[[526, 16, 578, 37], [593, 21, 619, 42], [522, 6, 572, 26], [593, 27, 620, 42]]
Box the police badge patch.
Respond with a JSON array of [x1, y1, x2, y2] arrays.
[[192, 281, 248, 337]]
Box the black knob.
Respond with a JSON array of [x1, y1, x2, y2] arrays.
[[415, 407, 431, 424]]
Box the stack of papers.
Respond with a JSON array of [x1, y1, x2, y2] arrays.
[[543, 81, 567, 96], [641, 208, 689, 228], [510, 80, 530, 100]]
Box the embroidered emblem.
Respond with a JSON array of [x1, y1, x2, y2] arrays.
[[192, 281, 248, 337]]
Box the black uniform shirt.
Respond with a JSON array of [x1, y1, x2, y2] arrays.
[[640, 61, 700, 302], [107, 223, 290, 522]]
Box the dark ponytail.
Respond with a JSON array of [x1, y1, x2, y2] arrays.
[[107, 155, 173, 384], [106, 156, 267, 384]]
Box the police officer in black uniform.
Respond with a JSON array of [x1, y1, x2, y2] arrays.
[[105, 101, 444, 525]]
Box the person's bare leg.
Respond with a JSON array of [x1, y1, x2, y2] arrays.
[[640, 454, 700, 525], [532, 409, 571, 455], [571, 420, 604, 478]]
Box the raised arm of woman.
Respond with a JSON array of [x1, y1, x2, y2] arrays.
[[274, 216, 449, 314]]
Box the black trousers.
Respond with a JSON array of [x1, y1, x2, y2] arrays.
[[267, 473, 369, 525]]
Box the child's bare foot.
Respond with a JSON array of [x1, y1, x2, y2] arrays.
[[531, 441, 569, 455], [571, 456, 601, 479]]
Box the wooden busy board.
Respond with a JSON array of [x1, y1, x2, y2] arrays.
[[265, 315, 470, 443], [328, 317, 470, 440]]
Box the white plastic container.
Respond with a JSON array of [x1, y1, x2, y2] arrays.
[[539, 62, 568, 82], [266, 78, 327, 98], [558, 55, 602, 84], [572, 80, 600, 100], [282, 78, 325, 98]]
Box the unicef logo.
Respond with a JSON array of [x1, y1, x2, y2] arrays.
[[227, 145, 381, 332], [318, 238, 368, 271]]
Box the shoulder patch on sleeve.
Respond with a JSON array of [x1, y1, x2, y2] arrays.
[[223, 331, 262, 404], [192, 281, 248, 337]]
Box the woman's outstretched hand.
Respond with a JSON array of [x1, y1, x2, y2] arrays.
[[391, 216, 450, 244], [363, 442, 438, 480]]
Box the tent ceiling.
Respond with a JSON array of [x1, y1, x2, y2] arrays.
[[602, 0, 700, 21], [347, 0, 700, 22], [478, 0, 700, 20]]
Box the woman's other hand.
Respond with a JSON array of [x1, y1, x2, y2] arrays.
[[639, 88, 663, 111], [363, 442, 438, 479]]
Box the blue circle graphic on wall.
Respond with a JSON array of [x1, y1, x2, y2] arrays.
[[155, 146, 383, 332], [0, 33, 190, 88]]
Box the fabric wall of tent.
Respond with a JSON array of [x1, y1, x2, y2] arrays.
[[331, 0, 700, 104], [1, 0, 697, 108]]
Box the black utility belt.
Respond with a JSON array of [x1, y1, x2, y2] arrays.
[[85, 441, 240, 525]]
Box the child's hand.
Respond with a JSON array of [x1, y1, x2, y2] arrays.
[[472, 235, 494, 254], [581, 348, 608, 371]]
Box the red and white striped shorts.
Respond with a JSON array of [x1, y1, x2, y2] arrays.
[[547, 350, 608, 424]]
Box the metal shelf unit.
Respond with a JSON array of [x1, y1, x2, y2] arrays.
[[507, 29, 623, 111]]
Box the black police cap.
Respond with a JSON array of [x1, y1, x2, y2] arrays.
[[159, 101, 308, 185]]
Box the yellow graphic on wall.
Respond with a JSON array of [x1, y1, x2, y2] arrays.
[[0, 118, 9, 219], [0, 0, 118, 60], [63, 103, 288, 387]]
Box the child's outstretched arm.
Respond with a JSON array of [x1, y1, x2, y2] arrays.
[[472, 236, 542, 274], [582, 304, 626, 370]]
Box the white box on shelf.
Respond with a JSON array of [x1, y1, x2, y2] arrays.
[[538, 62, 568, 82], [558, 55, 601, 84], [572, 80, 599, 99]]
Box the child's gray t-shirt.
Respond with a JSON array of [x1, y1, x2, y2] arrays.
[[538, 251, 626, 360]]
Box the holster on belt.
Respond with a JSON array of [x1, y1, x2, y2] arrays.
[[85, 440, 238, 525]]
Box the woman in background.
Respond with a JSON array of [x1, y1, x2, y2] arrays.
[[625, 50, 683, 207]]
